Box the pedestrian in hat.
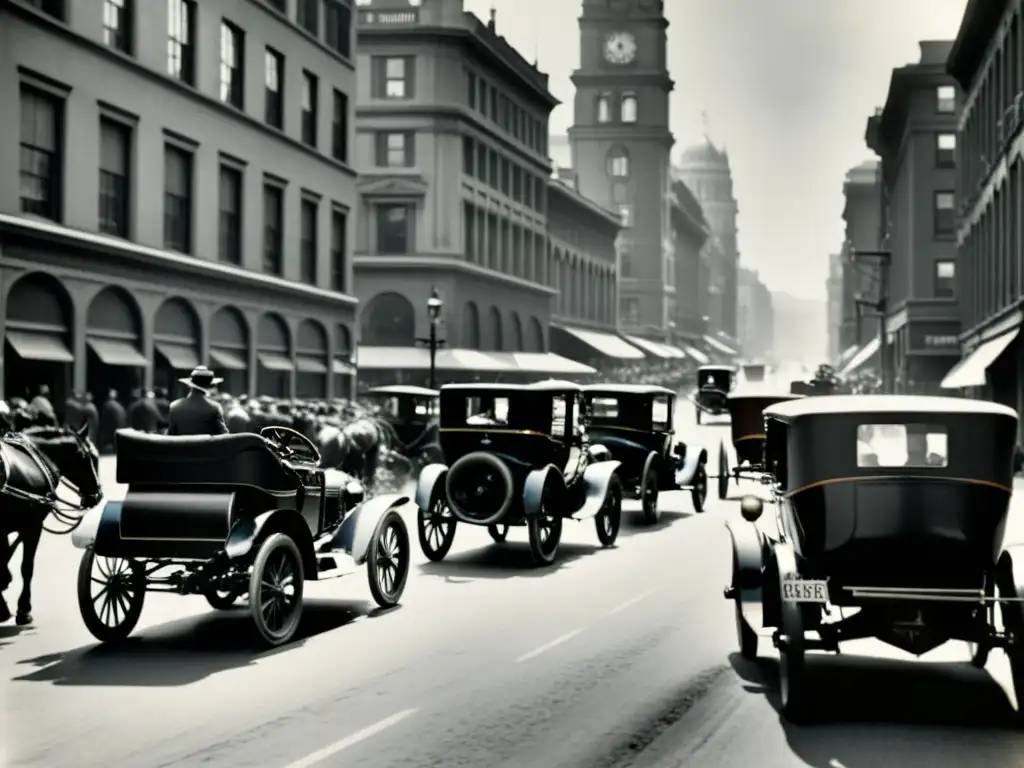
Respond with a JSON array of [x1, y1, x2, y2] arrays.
[[167, 366, 229, 436]]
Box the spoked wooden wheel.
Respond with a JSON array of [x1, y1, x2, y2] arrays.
[[77, 548, 146, 643], [691, 464, 708, 513], [249, 533, 304, 648], [640, 454, 660, 525], [527, 499, 562, 566], [717, 443, 729, 500], [367, 510, 410, 608], [488, 524, 509, 543], [596, 477, 622, 547], [418, 493, 457, 561]]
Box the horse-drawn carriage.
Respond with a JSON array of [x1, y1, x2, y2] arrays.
[[725, 395, 1024, 722], [582, 384, 708, 519], [415, 381, 624, 566], [714, 392, 802, 500], [363, 385, 442, 478], [71, 426, 411, 647], [693, 365, 735, 424]]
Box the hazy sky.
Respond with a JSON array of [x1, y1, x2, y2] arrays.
[[463, 0, 969, 301]]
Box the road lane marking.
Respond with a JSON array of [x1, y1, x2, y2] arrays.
[[604, 588, 659, 616], [515, 628, 584, 662], [278, 708, 418, 768]]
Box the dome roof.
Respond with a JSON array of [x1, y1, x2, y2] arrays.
[[679, 139, 729, 169]]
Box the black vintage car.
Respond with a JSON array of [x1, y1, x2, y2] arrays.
[[725, 395, 1024, 722], [414, 381, 623, 566], [582, 384, 708, 519], [364, 385, 442, 472], [694, 364, 735, 424], [715, 392, 803, 500]]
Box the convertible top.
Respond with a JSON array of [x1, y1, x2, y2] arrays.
[[764, 394, 1018, 423], [583, 383, 674, 396]]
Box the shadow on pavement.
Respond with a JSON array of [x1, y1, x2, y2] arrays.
[[728, 651, 1022, 766], [0, 624, 30, 650], [10, 598, 372, 686], [617, 509, 691, 537], [417, 541, 599, 581]]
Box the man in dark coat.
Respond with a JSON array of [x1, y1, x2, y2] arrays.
[[225, 397, 252, 434], [82, 392, 100, 443], [154, 387, 171, 426], [129, 390, 163, 433], [29, 384, 57, 426], [99, 389, 126, 452], [167, 366, 229, 436], [64, 392, 85, 430]]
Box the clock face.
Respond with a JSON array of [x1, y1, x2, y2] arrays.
[[604, 32, 637, 64]]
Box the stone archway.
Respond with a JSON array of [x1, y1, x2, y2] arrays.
[[154, 297, 201, 395], [257, 312, 292, 398], [360, 292, 415, 347], [510, 312, 524, 352], [209, 305, 250, 396], [487, 306, 503, 352], [462, 301, 480, 349], [3, 272, 74, 406], [529, 317, 545, 353], [296, 318, 329, 399], [86, 285, 146, 404]]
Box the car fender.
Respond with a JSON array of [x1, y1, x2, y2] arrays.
[[225, 508, 318, 576], [726, 519, 765, 593], [522, 465, 563, 517], [676, 445, 708, 485], [574, 460, 622, 520], [70, 498, 114, 551], [325, 494, 411, 565], [414, 462, 448, 512]]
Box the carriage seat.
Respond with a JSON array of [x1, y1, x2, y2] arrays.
[[114, 429, 298, 492]]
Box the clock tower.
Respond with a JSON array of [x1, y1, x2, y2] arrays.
[[568, 0, 675, 335]]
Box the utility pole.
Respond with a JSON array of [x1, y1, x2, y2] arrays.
[[852, 249, 892, 393]]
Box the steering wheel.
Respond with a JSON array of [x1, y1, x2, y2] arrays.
[[260, 426, 322, 466]]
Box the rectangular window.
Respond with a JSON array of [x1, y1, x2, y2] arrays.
[[163, 144, 192, 253], [620, 250, 633, 277], [265, 48, 284, 129], [302, 70, 318, 147], [464, 201, 476, 260], [466, 396, 511, 426], [377, 204, 411, 254], [263, 184, 284, 275], [856, 424, 948, 468], [934, 260, 955, 298], [934, 191, 955, 234], [98, 118, 130, 236], [467, 72, 476, 108], [220, 21, 244, 109], [218, 165, 242, 264], [373, 56, 413, 99], [588, 397, 619, 420], [103, 0, 132, 53], [332, 89, 348, 163], [621, 297, 639, 324], [462, 136, 474, 176], [331, 207, 347, 292], [20, 86, 62, 221], [936, 85, 956, 113], [652, 395, 670, 431], [618, 204, 633, 228], [166, 0, 195, 85], [297, 0, 318, 36], [300, 197, 318, 285], [936, 133, 955, 167], [325, 0, 351, 58], [376, 132, 413, 167]]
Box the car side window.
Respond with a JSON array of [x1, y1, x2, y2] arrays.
[[551, 396, 566, 437], [652, 395, 670, 431], [571, 395, 584, 437]]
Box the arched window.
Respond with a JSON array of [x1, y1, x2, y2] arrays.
[[621, 92, 637, 123], [607, 147, 629, 178], [597, 93, 611, 123]]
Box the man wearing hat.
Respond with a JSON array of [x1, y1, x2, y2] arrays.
[[167, 366, 229, 436]]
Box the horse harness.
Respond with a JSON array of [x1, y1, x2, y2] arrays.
[[0, 433, 94, 523]]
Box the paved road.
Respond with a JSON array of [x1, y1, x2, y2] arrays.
[[3, 405, 1024, 767]]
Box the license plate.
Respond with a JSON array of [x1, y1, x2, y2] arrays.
[[781, 578, 828, 603]]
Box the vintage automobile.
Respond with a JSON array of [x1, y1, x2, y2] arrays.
[[364, 385, 442, 474], [582, 384, 708, 519], [70, 426, 411, 647], [715, 391, 803, 500], [724, 395, 1024, 722], [693, 364, 735, 424], [415, 381, 623, 566]]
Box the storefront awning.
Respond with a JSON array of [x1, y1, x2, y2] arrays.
[[703, 334, 738, 356], [623, 335, 685, 359], [839, 335, 880, 377], [684, 345, 710, 364], [5, 330, 73, 363], [492, 352, 596, 375], [940, 329, 1018, 389], [209, 347, 247, 371], [87, 337, 147, 367], [553, 324, 645, 360], [443, 349, 514, 371], [154, 342, 199, 371], [258, 352, 294, 371], [296, 356, 328, 374], [357, 346, 514, 371], [836, 344, 859, 367], [332, 358, 356, 375]]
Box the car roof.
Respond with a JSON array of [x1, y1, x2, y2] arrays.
[[364, 385, 439, 397], [582, 383, 674, 396], [700, 364, 735, 372], [527, 379, 583, 392], [440, 381, 581, 394], [728, 391, 799, 401], [764, 394, 1018, 423]]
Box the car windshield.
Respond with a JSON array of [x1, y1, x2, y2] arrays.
[[856, 423, 948, 468]]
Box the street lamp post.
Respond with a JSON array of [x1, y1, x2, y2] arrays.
[[852, 248, 892, 394], [416, 287, 445, 390]]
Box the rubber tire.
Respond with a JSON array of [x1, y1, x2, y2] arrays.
[[640, 453, 660, 525], [249, 533, 305, 648], [446, 451, 514, 525], [968, 576, 994, 668], [488, 524, 509, 543], [718, 442, 729, 500], [77, 548, 146, 644], [204, 588, 240, 610], [527, 495, 562, 567], [732, 548, 758, 659], [595, 477, 623, 547], [418, 489, 457, 562], [691, 464, 708, 513], [778, 558, 808, 723], [367, 510, 410, 608]]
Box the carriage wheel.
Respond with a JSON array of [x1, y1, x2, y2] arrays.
[[731, 549, 757, 659], [777, 558, 808, 722], [418, 493, 457, 561], [968, 576, 995, 668], [527, 497, 562, 566], [640, 453, 660, 525], [595, 477, 622, 547], [367, 510, 410, 608], [249, 533, 305, 648], [691, 464, 708, 514], [717, 443, 729, 500], [77, 548, 146, 643], [487, 524, 509, 543]]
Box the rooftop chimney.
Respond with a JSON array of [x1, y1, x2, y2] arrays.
[[488, 7, 496, 30]]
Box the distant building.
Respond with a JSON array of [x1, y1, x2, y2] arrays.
[[864, 40, 960, 392], [772, 292, 827, 367], [669, 177, 711, 344], [826, 252, 843, 362], [839, 159, 881, 356], [945, 0, 1024, 422], [738, 268, 774, 362]]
